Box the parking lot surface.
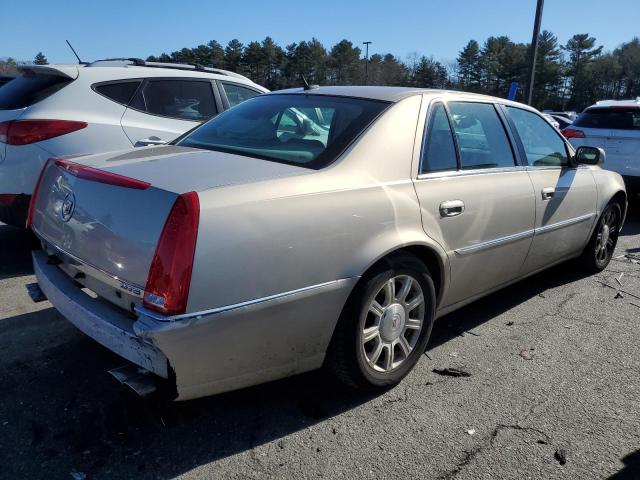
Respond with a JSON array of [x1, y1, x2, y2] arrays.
[[0, 204, 639, 480]]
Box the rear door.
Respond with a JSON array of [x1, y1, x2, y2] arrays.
[[413, 98, 535, 308], [120, 78, 219, 146], [503, 106, 597, 273]]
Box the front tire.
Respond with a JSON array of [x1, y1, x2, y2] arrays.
[[326, 253, 436, 391], [578, 202, 622, 273]]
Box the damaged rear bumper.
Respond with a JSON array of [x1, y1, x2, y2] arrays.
[[33, 250, 169, 379]]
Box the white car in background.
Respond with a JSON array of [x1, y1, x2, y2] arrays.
[[0, 59, 267, 226], [563, 99, 640, 195]]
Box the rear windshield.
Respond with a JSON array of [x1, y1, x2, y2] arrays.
[[573, 107, 640, 130], [177, 94, 389, 169], [0, 74, 72, 110]]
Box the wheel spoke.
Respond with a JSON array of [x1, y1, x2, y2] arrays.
[[383, 280, 395, 306], [397, 336, 412, 357], [405, 317, 422, 330], [369, 301, 384, 318], [383, 343, 393, 371], [397, 276, 413, 303], [369, 340, 383, 365], [406, 293, 424, 312], [362, 326, 379, 344]]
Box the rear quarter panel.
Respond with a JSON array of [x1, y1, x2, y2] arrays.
[[186, 95, 448, 313]]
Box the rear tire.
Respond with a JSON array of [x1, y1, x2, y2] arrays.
[[577, 201, 622, 273], [325, 253, 436, 391]]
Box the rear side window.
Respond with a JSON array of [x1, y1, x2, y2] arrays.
[[574, 107, 640, 130], [420, 103, 458, 173], [0, 74, 71, 109], [222, 83, 260, 107], [506, 106, 569, 167], [448, 102, 515, 169], [94, 81, 141, 105], [132, 80, 217, 121]]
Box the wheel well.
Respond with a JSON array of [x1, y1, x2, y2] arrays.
[[364, 246, 444, 307], [611, 190, 627, 220]]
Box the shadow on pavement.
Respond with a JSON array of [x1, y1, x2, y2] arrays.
[[609, 449, 640, 479], [0, 224, 37, 279]]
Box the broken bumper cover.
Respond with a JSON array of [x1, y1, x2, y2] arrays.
[[32, 250, 168, 379]]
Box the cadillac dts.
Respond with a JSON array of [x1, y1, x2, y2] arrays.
[[28, 87, 627, 400]]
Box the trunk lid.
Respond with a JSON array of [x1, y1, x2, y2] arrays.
[[31, 146, 309, 310]]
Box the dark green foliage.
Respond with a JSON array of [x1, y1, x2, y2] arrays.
[[143, 33, 640, 111]]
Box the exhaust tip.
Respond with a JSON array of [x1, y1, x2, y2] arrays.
[[108, 364, 157, 397]]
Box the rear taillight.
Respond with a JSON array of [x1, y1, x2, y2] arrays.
[[0, 119, 87, 145], [54, 159, 151, 190], [26, 158, 53, 229], [562, 128, 586, 139], [143, 192, 200, 316]]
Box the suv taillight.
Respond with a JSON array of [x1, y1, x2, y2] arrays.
[[0, 119, 87, 145], [562, 128, 586, 139], [143, 192, 200, 316], [26, 158, 53, 229]]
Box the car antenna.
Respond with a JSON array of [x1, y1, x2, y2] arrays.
[[301, 75, 319, 91], [65, 40, 87, 65]]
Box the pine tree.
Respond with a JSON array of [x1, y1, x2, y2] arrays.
[[34, 52, 48, 65], [562, 34, 603, 110], [457, 40, 481, 90]]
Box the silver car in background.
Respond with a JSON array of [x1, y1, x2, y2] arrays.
[[29, 87, 627, 400]]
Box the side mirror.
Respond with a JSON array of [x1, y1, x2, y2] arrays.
[[574, 146, 605, 166], [135, 136, 168, 147]]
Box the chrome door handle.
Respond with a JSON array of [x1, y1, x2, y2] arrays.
[[541, 187, 555, 200], [439, 200, 465, 217]]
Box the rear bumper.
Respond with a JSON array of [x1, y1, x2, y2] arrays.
[[33, 250, 169, 378], [33, 249, 357, 401]]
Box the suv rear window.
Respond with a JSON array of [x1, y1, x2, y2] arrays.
[[0, 74, 72, 110], [574, 107, 640, 130], [94, 81, 141, 105], [178, 94, 389, 169]]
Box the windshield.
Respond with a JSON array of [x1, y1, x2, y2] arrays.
[[574, 107, 640, 130], [177, 94, 389, 169]]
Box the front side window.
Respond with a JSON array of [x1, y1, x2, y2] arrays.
[[178, 94, 389, 169], [222, 82, 260, 107], [420, 103, 457, 173], [506, 106, 569, 167], [133, 80, 216, 121], [448, 102, 516, 169]]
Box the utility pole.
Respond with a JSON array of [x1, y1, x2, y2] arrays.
[[525, 0, 544, 105], [363, 41, 372, 84]]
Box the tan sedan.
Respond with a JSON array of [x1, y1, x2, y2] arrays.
[[30, 87, 627, 400]]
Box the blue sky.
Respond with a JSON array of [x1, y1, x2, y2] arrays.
[[2, 0, 639, 65]]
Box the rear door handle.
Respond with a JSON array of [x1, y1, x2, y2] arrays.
[[439, 200, 465, 217], [541, 187, 555, 200]]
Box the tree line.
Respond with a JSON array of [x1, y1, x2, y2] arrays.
[[3, 32, 640, 111]]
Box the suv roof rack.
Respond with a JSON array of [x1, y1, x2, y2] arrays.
[[86, 58, 251, 81]]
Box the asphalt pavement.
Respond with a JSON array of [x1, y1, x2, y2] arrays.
[[0, 203, 638, 479]]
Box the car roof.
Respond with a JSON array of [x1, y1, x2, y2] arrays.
[[267, 85, 530, 107], [18, 61, 267, 91], [589, 98, 640, 109]]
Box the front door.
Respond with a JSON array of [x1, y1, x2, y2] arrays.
[[413, 99, 535, 308], [503, 106, 597, 273]]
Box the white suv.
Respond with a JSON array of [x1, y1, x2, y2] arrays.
[[563, 98, 640, 195], [0, 59, 267, 226]]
